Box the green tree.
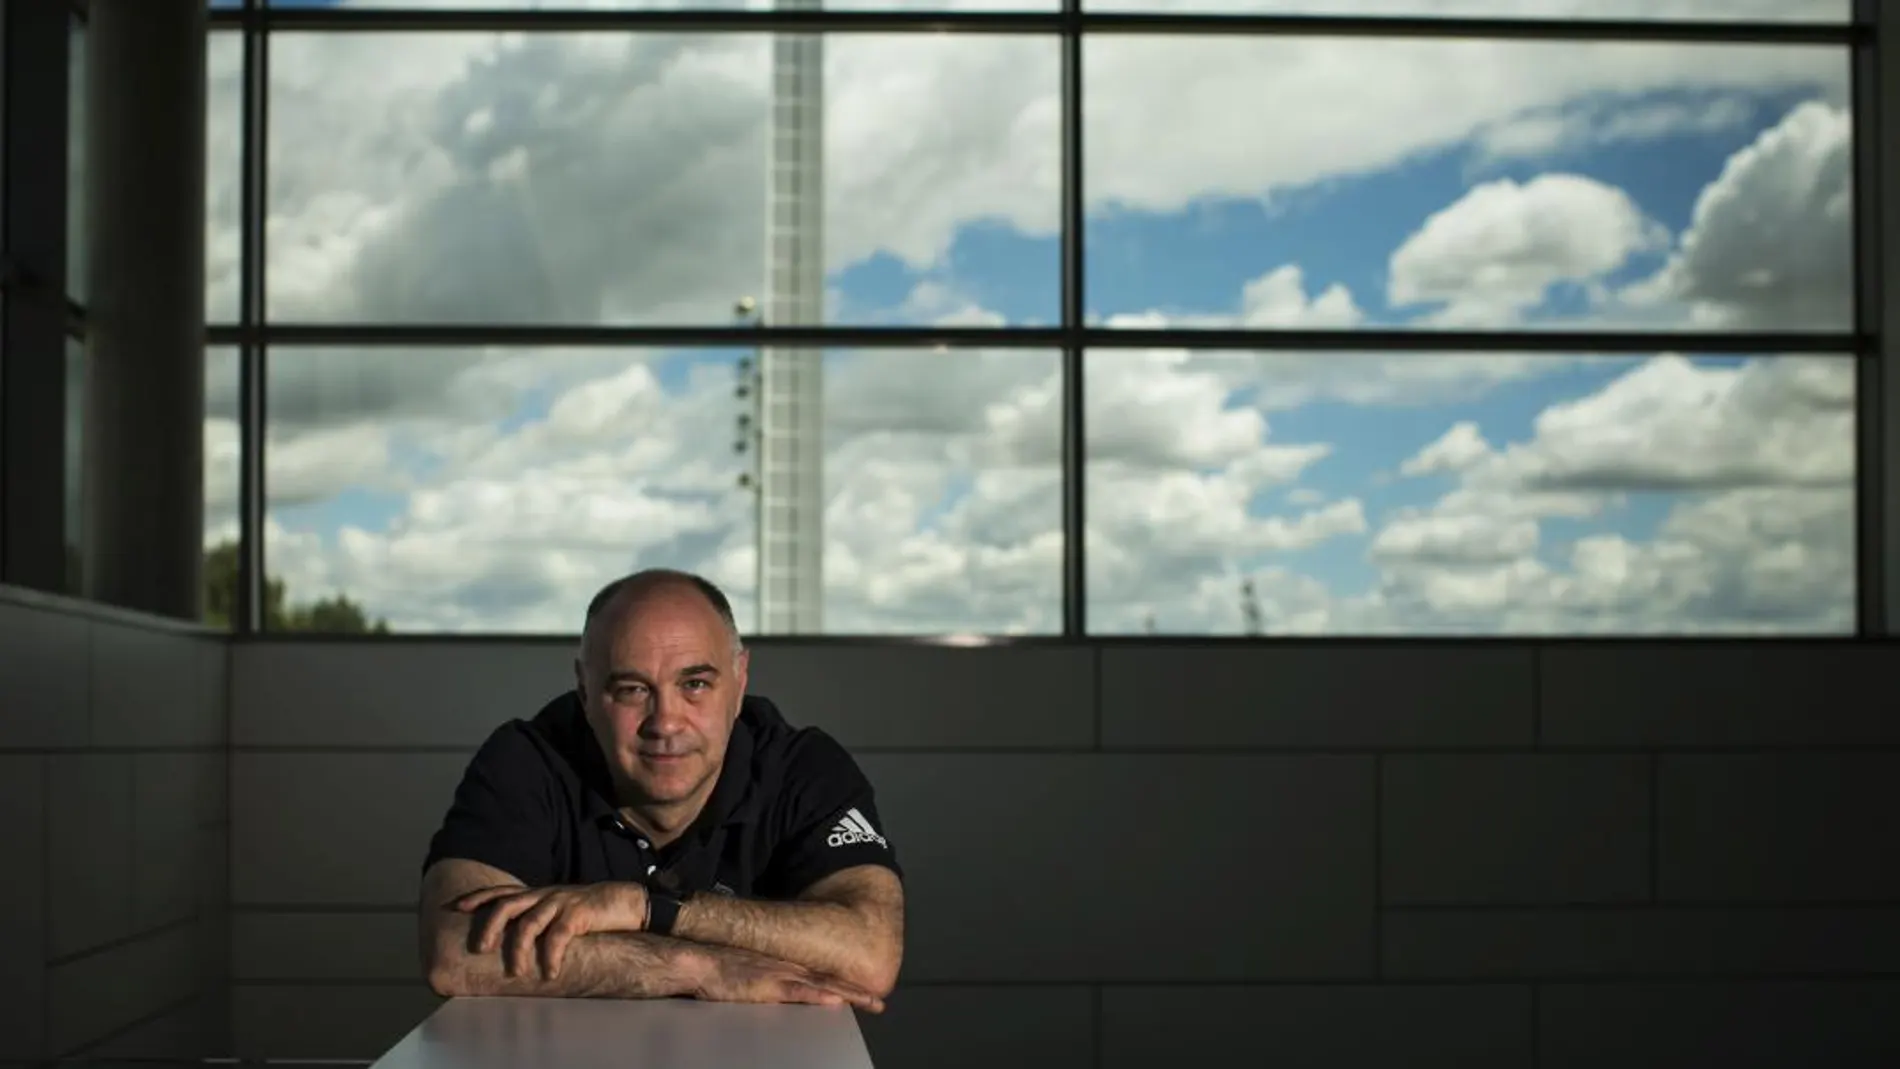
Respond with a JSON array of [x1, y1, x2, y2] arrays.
[[202, 540, 389, 633]]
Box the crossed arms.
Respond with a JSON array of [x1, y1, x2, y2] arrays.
[[418, 857, 904, 1011]]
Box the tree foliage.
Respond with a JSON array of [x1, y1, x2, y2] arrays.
[[202, 540, 388, 633]]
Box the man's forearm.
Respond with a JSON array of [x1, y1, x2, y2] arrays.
[[673, 894, 896, 994], [426, 907, 705, 999]]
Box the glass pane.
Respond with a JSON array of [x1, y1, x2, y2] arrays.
[[67, 14, 86, 302], [1085, 39, 1851, 333], [268, 0, 1061, 9], [208, 32, 243, 323], [265, 32, 1058, 326], [0, 10, 5, 579], [63, 339, 85, 595], [262, 346, 1061, 634], [204, 346, 240, 629], [1085, 351, 1855, 635], [1083, 0, 1848, 19], [1, 9, 5, 245]]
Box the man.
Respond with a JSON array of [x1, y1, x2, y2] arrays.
[[417, 569, 903, 1012]]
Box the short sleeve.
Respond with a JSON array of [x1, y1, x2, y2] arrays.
[[421, 723, 560, 887], [758, 730, 902, 899]]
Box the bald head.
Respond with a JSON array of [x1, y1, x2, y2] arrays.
[[580, 569, 743, 664]]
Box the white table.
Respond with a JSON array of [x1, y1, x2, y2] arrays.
[[368, 997, 876, 1069]]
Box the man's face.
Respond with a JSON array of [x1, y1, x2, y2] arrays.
[[576, 589, 749, 810]]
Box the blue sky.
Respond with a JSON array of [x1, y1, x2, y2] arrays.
[[814, 87, 1830, 613], [276, 83, 1821, 587], [231, 22, 1850, 631]]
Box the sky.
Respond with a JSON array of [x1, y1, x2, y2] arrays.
[[184, 0, 1858, 635]]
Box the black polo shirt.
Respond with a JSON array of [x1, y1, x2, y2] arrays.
[[422, 692, 900, 900]]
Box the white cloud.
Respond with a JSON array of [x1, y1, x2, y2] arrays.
[[1082, 35, 1836, 220], [1472, 95, 1760, 167], [246, 346, 1855, 636], [212, 21, 1846, 330], [200, 19, 1857, 636], [1239, 265, 1365, 328], [344, 0, 1848, 14], [248, 341, 1853, 636], [1400, 422, 1491, 478], [1489, 355, 1854, 493], [1626, 100, 1853, 330], [1389, 173, 1668, 324], [1084, 350, 1291, 471], [1357, 355, 1855, 633], [1082, 0, 1845, 18], [1100, 265, 1570, 410], [1371, 511, 1539, 567]]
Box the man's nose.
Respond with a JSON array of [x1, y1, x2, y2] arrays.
[[645, 690, 689, 734]]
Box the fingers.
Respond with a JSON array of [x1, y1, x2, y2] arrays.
[[541, 916, 582, 980], [809, 972, 881, 1017], [507, 897, 565, 978], [449, 885, 523, 912], [799, 976, 884, 1013], [460, 887, 532, 952], [478, 895, 541, 954], [776, 980, 847, 1007], [461, 887, 602, 980], [832, 985, 885, 1014], [472, 891, 542, 955]]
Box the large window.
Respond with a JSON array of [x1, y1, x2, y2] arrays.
[[203, 1, 1870, 636], [1085, 351, 1855, 634], [254, 345, 1062, 633], [1, 1, 87, 598]]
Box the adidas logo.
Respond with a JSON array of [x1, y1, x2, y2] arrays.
[[825, 807, 887, 849]]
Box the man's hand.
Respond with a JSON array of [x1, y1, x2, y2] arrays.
[[692, 946, 887, 1014], [451, 882, 647, 979]]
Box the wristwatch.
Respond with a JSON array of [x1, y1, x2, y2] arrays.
[[645, 886, 690, 936]]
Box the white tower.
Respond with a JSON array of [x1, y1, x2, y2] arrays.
[[755, 3, 826, 633]]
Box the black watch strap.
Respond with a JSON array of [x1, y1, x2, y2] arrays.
[[646, 887, 687, 936]]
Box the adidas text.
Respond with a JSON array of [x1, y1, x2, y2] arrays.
[[826, 808, 888, 849]]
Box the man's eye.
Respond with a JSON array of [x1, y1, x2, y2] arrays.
[[683, 679, 710, 692], [612, 685, 647, 702]]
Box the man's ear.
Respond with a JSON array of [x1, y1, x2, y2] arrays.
[[572, 655, 586, 702]]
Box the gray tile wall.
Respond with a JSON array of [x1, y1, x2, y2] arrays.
[[224, 638, 1900, 1067], [0, 587, 230, 1061]]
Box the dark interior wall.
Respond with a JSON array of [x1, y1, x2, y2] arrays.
[[222, 638, 1899, 1068], [0, 587, 230, 1062]]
